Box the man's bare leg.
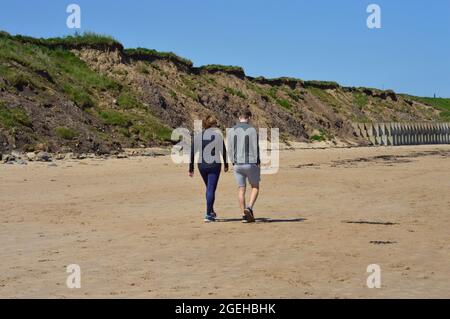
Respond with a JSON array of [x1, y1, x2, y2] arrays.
[[248, 185, 259, 209], [238, 186, 246, 214]]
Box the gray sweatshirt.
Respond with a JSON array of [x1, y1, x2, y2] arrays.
[[227, 122, 260, 165]]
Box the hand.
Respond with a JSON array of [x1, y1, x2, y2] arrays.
[[189, 171, 194, 178]]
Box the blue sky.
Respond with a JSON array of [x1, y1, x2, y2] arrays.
[[1, 0, 449, 97]]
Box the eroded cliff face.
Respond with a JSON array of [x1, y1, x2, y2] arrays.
[[0, 32, 442, 154], [78, 48, 439, 132]]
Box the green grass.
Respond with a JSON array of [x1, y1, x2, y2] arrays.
[[0, 63, 40, 92], [50, 49, 120, 91], [131, 120, 172, 142], [169, 89, 178, 100], [99, 110, 132, 128], [309, 87, 329, 100], [266, 87, 294, 110], [224, 87, 247, 99], [199, 64, 244, 74], [310, 129, 333, 142], [122, 110, 173, 142], [203, 76, 217, 85], [178, 76, 199, 101], [181, 76, 197, 89], [267, 87, 278, 99], [137, 64, 150, 75], [253, 76, 303, 87], [245, 81, 272, 101], [55, 127, 78, 140], [285, 89, 303, 102], [117, 92, 142, 109], [309, 87, 343, 111], [414, 97, 450, 110], [405, 96, 450, 120], [97, 109, 171, 142], [276, 98, 292, 110], [304, 80, 340, 89], [0, 35, 120, 110], [0, 103, 31, 129], [176, 85, 198, 101], [246, 81, 264, 95], [8, 72, 34, 90], [246, 82, 294, 109], [125, 48, 193, 67], [0, 32, 176, 145], [310, 134, 325, 142], [353, 92, 369, 109], [1, 31, 123, 51], [62, 84, 96, 109], [439, 110, 450, 120]]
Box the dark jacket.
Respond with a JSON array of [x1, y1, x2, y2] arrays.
[[189, 130, 228, 173]]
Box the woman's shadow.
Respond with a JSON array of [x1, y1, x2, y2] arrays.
[[215, 216, 306, 223]]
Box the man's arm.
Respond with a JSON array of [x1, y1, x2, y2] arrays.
[[256, 132, 261, 166], [226, 129, 236, 165]]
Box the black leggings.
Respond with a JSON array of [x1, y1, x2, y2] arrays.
[[198, 165, 221, 215]]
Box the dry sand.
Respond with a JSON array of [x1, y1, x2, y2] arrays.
[[1, 145, 449, 298]]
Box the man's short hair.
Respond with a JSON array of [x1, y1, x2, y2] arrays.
[[238, 108, 252, 119]]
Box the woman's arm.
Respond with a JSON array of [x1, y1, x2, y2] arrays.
[[222, 139, 229, 171], [189, 134, 195, 174]]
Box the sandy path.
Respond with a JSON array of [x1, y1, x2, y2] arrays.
[[0, 145, 449, 298]]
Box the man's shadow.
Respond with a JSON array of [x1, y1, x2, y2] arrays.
[[215, 217, 306, 223]]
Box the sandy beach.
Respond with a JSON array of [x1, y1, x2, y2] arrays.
[[1, 145, 449, 298]]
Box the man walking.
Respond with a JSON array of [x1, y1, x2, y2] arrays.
[[227, 109, 260, 223]]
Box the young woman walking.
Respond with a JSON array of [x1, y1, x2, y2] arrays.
[[189, 115, 228, 222]]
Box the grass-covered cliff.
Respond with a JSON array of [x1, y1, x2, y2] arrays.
[[0, 31, 448, 153]]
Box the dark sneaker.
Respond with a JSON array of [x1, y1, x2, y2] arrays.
[[243, 207, 255, 223], [242, 215, 248, 223], [211, 211, 217, 218], [204, 214, 216, 223]]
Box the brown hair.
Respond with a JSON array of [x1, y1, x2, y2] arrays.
[[238, 108, 252, 119], [203, 115, 218, 129]]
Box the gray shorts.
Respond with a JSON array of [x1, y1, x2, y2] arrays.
[[233, 164, 261, 187]]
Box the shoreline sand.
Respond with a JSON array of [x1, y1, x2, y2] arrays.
[[1, 145, 449, 298]]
